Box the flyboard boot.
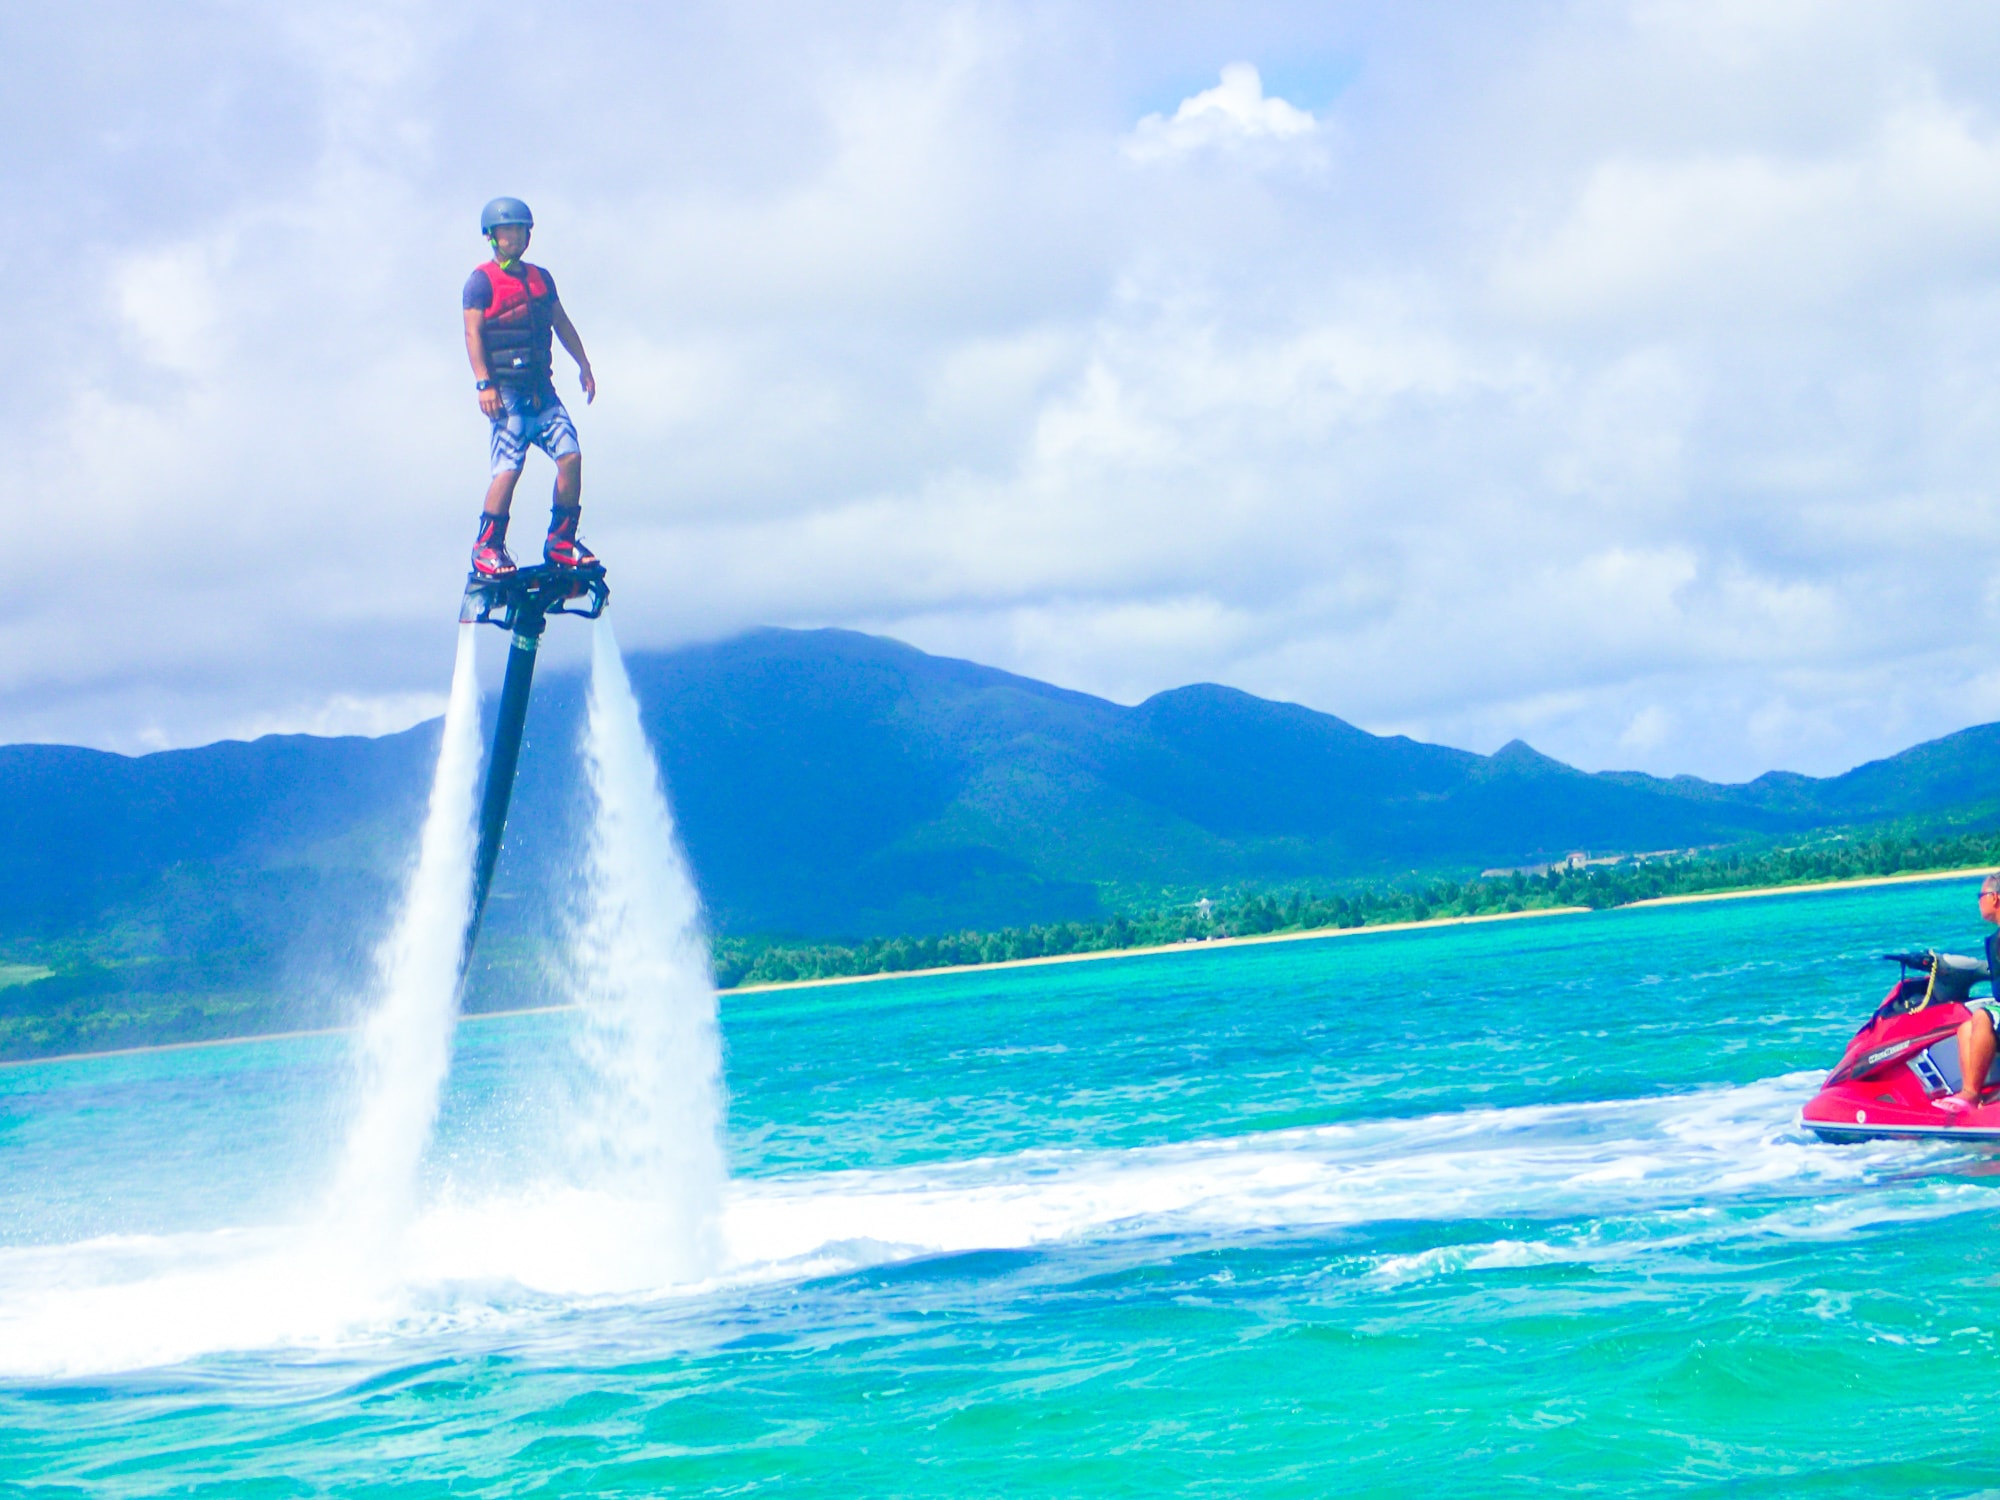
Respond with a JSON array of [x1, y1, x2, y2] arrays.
[[471, 511, 517, 578], [543, 503, 598, 569]]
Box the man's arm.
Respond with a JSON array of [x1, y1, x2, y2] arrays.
[[464, 309, 502, 418], [550, 302, 596, 404]]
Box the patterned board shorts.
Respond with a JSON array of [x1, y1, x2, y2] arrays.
[[488, 385, 580, 476], [1971, 999, 2000, 1030]]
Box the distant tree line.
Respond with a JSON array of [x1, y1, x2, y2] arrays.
[[710, 827, 2000, 989]]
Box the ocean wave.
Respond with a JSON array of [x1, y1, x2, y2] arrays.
[[0, 1073, 1984, 1378]]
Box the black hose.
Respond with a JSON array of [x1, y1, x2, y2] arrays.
[[463, 616, 544, 973]]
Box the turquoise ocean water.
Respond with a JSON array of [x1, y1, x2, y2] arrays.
[[6, 878, 2000, 1494]]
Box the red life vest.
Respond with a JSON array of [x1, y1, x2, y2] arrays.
[[473, 260, 555, 387]]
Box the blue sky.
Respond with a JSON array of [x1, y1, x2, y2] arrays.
[[7, 1, 2000, 782]]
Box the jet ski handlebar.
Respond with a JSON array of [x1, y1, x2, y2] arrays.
[[460, 561, 609, 637], [1864, 948, 1993, 1024], [1882, 950, 1945, 972], [1880, 949, 1992, 980]]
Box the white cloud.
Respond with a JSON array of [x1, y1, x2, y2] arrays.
[[113, 241, 228, 375], [1489, 93, 2000, 324], [1122, 62, 1318, 162], [1619, 704, 1674, 755], [225, 692, 451, 744], [10, 1, 2000, 784]]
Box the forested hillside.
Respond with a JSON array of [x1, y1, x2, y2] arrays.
[[5, 626, 2000, 1057]]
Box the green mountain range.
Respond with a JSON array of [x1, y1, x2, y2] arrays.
[[3, 625, 1998, 1057]]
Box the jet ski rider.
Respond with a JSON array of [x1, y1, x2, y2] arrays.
[[463, 197, 598, 578], [1940, 872, 2000, 1112]]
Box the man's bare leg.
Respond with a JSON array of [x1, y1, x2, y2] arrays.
[[543, 453, 595, 566], [1955, 1011, 1997, 1105], [484, 466, 524, 517]]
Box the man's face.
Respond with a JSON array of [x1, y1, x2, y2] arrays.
[[1980, 885, 2000, 923], [490, 224, 530, 263]]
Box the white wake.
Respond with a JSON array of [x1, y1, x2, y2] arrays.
[[2, 1073, 1986, 1377]]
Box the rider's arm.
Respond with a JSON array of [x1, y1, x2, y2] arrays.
[[463, 309, 502, 417], [463, 308, 492, 383], [551, 301, 596, 403]]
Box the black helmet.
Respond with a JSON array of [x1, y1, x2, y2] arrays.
[[479, 197, 534, 234]]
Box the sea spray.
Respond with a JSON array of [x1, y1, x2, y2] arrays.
[[559, 617, 726, 1280], [326, 623, 484, 1245], [0, 621, 739, 1372]]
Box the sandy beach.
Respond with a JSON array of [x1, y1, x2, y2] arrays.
[[1620, 864, 1992, 908], [725, 903, 1593, 996], [731, 862, 1998, 996]]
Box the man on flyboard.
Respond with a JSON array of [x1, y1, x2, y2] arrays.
[[462, 197, 598, 578]]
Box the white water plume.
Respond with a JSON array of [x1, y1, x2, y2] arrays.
[[0, 622, 731, 1375], [558, 618, 727, 1280], [324, 623, 483, 1245]]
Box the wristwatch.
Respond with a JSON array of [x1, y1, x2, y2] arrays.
[[475, 379, 493, 390]]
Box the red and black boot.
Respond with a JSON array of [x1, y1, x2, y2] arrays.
[[544, 504, 598, 569], [471, 511, 517, 578]]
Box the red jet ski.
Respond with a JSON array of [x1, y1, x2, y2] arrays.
[[1802, 948, 2000, 1142]]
